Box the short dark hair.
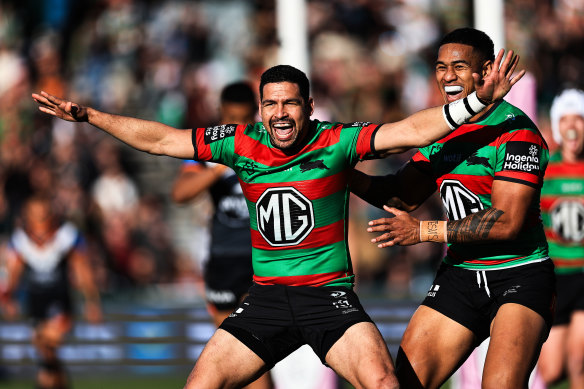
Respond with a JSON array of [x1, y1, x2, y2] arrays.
[[220, 81, 256, 106], [439, 28, 495, 63], [259, 65, 310, 103]]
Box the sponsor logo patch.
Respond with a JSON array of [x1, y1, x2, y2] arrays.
[[204, 124, 237, 144], [256, 187, 314, 246], [502, 142, 541, 174], [427, 284, 440, 297], [342, 121, 371, 128]]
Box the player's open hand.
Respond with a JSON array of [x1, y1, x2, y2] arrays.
[[367, 206, 420, 247], [475, 49, 525, 104], [32, 91, 88, 122]]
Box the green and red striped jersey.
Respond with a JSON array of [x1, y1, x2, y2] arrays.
[[540, 153, 584, 274], [412, 100, 549, 270], [192, 120, 380, 288]]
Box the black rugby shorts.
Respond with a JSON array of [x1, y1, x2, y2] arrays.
[[204, 255, 254, 311], [421, 259, 556, 343], [553, 272, 584, 326], [219, 283, 373, 368]]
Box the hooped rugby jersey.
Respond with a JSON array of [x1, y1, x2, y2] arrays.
[[412, 100, 549, 270], [540, 153, 584, 274], [9, 222, 83, 291], [192, 120, 380, 288]]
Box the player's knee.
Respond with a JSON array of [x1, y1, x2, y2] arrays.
[[482, 370, 527, 389], [357, 370, 399, 389], [538, 360, 564, 384]]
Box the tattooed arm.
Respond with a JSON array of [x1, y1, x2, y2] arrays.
[[367, 179, 537, 247]]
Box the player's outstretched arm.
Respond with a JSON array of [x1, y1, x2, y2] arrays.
[[374, 49, 524, 157], [32, 91, 194, 159]]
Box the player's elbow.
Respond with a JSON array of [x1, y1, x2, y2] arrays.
[[496, 224, 521, 241]]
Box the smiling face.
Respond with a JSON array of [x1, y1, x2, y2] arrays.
[[260, 81, 314, 150], [559, 113, 584, 159], [435, 43, 491, 104]]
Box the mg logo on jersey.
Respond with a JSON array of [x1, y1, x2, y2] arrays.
[[551, 200, 584, 242], [440, 179, 484, 220], [256, 187, 314, 246]]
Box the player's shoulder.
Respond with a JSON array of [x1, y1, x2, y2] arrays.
[[492, 100, 538, 130]]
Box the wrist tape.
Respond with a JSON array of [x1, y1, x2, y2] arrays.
[[419, 220, 448, 243], [442, 91, 487, 130]]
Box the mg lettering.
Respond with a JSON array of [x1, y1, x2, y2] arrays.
[[551, 200, 584, 242], [256, 187, 314, 246], [440, 179, 484, 220]]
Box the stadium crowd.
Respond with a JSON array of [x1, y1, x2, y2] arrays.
[[0, 0, 582, 303]]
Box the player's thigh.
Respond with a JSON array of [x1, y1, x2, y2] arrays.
[[325, 321, 398, 389], [484, 303, 547, 389], [397, 305, 476, 389], [538, 325, 567, 382], [186, 328, 268, 389]]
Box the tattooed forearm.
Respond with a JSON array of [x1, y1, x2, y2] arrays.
[[447, 208, 504, 243]]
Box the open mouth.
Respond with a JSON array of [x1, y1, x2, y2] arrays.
[[444, 85, 464, 101], [271, 121, 295, 141]]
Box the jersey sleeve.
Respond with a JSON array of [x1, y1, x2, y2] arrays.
[[341, 122, 382, 165], [191, 124, 248, 167], [494, 129, 549, 188], [409, 147, 435, 177]]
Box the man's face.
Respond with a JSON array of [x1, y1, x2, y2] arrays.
[[435, 43, 490, 104], [24, 200, 52, 236], [260, 81, 314, 150], [220, 102, 256, 125], [559, 113, 584, 156]]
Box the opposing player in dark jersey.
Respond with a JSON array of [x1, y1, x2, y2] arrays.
[[538, 88, 584, 389], [172, 82, 256, 327], [172, 82, 274, 389], [31, 50, 522, 389], [0, 195, 102, 389], [352, 28, 555, 389]]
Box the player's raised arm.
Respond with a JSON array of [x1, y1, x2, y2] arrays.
[[32, 91, 195, 159], [374, 49, 525, 157]]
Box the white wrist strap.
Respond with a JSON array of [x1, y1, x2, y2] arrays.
[[442, 92, 487, 130]]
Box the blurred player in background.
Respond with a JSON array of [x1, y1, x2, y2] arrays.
[[172, 81, 273, 389], [352, 28, 553, 388], [538, 88, 584, 389], [0, 195, 102, 389]]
